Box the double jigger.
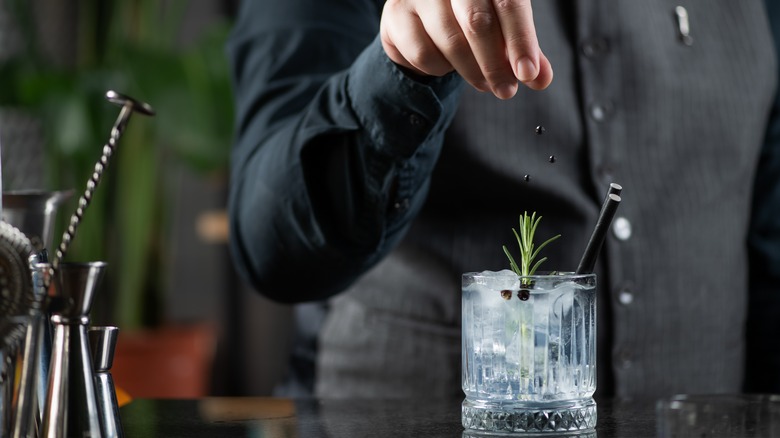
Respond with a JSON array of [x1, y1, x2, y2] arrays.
[[43, 261, 114, 438]]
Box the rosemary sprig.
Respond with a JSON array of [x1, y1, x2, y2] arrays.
[[502, 211, 561, 279]]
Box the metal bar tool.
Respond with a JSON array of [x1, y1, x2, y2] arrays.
[[39, 91, 154, 438]]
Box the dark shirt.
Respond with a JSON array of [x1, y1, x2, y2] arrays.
[[226, 1, 462, 395], [227, 1, 461, 302]]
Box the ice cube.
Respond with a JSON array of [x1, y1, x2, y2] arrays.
[[472, 270, 521, 291]]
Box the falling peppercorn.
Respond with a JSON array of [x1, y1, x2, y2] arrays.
[[518, 289, 531, 301], [500, 290, 512, 300], [523, 174, 531, 182], [535, 125, 545, 135]]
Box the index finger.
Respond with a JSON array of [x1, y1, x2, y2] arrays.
[[492, 0, 543, 83]]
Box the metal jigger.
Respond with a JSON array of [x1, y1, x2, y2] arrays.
[[2, 191, 73, 253], [89, 326, 122, 438], [42, 261, 107, 438]]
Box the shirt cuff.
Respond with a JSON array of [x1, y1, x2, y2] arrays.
[[347, 36, 463, 159]]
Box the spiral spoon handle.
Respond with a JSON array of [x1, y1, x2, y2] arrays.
[[51, 91, 155, 272]]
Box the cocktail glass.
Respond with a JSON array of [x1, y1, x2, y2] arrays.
[[462, 270, 597, 434]]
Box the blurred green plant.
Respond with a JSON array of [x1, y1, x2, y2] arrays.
[[0, 0, 234, 329]]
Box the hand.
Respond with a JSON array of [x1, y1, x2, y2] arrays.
[[380, 0, 553, 99]]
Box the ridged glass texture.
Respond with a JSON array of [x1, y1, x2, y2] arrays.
[[462, 271, 597, 433]]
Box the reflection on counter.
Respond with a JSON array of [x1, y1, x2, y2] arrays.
[[656, 394, 780, 438], [117, 397, 671, 438], [120, 397, 466, 438]]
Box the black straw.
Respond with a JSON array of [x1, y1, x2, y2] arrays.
[[576, 190, 622, 274], [608, 183, 623, 197]]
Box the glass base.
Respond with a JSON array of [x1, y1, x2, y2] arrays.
[[462, 397, 597, 434]]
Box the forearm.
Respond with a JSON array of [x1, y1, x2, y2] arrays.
[[227, 13, 462, 302]]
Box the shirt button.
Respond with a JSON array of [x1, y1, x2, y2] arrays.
[[580, 37, 609, 57], [618, 290, 634, 305], [408, 113, 425, 128], [393, 198, 410, 211], [613, 217, 632, 240]]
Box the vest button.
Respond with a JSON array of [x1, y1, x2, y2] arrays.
[[615, 349, 633, 369], [589, 101, 613, 121], [581, 37, 610, 57], [618, 290, 634, 305], [613, 217, 632, 240]]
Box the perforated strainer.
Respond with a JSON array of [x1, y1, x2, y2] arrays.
[[0, 220, 34, 349]]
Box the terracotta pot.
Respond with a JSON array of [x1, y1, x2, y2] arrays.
[[111, 323, 216, 398]]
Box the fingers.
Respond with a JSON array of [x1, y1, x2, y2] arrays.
[[381, 2, 454, 77], [380, 0, 553, 98], [526, 51, 553, 90], [450, 0, 518, 98], [417, 2, 491, 92]]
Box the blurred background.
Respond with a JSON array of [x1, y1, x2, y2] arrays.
[[0, 0, 292, 398]]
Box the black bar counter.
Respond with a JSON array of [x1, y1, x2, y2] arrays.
[[119, 397, 657, 437]]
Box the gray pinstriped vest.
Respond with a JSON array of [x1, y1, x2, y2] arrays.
[[316, 0, 777, 399]]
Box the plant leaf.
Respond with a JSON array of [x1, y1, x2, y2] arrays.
[[529, 257, 548, 276], [530, 213, 542, 242], [530, 234, 561, 261], [503, 245, 521, 275]]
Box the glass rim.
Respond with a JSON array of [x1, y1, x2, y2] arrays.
[[463, 271, 596, 280], [2, 189, 73, 205], [463, 271, 596, 294]]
